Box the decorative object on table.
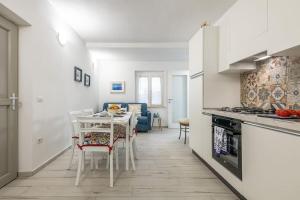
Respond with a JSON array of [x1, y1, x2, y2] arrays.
[[152, 112, 162, 131], [103, 103, 152, 132], [111, 81, 125, 93], [107, 104, 121, 114], [179, 119, 189, 144], [108, 104, 122, 110], [84, 74, 91, 87], [74, 66, 82, 82]]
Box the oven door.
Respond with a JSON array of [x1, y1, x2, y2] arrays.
[[212, 125, 242, 180]]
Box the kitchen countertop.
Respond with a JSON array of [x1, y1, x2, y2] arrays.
[[203, 109, 300, 134]]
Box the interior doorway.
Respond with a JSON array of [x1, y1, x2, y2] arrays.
[[0, 15, 18, 188], [167, 70, 189, 128]]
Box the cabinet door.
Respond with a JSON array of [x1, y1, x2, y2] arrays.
[[198, 114, 212, 160], [242, 124, 300, 199], [229, 0, 268, 63], [188, 29, 203, 76], [189, 76, 203, 152], [268, 0, 300, 55], [218, 13, 231, 72]]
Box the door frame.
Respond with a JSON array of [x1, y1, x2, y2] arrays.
[[0, 15, 18, 188], [167, 70, 189, 128]]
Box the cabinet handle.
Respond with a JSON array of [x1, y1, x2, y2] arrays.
[[243, 122, 300, 137]]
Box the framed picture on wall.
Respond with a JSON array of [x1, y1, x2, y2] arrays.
[[74, 66, 82, 82], [84, 74, 91, 87], [111, 81, 125, 93]]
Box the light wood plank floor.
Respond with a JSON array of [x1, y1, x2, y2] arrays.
[[0, 129, 238, 200]]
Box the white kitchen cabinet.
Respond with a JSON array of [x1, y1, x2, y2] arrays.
[[242, 123, 300, 200], [268, 0, 300, 55], [217, 13, 231, 72], [189, 75, 204, 153], [189, 29, 203, 76], [197, 113, 212, 161], [189, 26, 240, 108], [189, 27, 221, 76], [229, 0, 268, 63]]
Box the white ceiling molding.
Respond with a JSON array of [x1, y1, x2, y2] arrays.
[[0, 3, 30, 26], [87, 42, 188, 49]]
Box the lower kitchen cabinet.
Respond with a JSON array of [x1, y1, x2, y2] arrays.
[[242, 123, 300, 200], [189, 112, 212, 159], [198, 114, 212, 161]]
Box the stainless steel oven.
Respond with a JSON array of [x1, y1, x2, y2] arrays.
[[212, 115, 242, 180]]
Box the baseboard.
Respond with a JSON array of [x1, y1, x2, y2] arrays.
[[192, 150, 247, 200], [18, 145, 71, 177]]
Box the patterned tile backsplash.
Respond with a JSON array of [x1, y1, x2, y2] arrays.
[[241, 57, 300, 109]]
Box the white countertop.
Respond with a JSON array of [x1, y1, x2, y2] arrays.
[[203, 109, 300, 134]]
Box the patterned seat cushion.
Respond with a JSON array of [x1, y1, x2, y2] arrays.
[[82, 124, 126, 145]]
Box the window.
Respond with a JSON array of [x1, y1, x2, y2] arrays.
[[136, 71, 164, 107]]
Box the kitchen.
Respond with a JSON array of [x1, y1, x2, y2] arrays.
[[189, 0, 300, 199]]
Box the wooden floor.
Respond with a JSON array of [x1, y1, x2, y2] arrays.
[[0, 129, 238, 200]]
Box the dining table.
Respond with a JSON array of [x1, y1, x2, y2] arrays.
[[92, 111, 132, 170]]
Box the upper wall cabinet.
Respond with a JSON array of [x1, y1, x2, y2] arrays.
[[218, 13, 231, 72], [229, 0, 268, 64], [268, 0, 300, 55], [189, 29, 203, 76], [189, 27, 219, 76]]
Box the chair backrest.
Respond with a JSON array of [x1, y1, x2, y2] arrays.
[[130, 111, 139, 136], [77, 116, 114, 147], [82, 108, 94, 116], [69, 110, 84, 137]]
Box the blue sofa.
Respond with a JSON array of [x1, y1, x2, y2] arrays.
[[102, 103, 151, 132]]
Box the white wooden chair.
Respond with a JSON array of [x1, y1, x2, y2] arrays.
[[110, 111, 139, 170], [82, 108, 94, 116], [129, 111, 139, 170], [68, 110, 84, 170], [68, 110, 97, 170], [75, 115, 119, 187]]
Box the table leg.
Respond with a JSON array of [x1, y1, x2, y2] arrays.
[[126, 122, 129, 170]]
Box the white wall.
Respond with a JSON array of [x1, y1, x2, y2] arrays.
[[0, 0, 99, 172], [97, 60, 187, 126]]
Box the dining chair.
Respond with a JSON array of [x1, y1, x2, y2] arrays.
[[69, 110, 98, 170], [68, 110, 84, 170], [82, 108, 94, 116], [75, 115, 119, 187], [112, 111, 138, 170], [129, 111, 139, 170]]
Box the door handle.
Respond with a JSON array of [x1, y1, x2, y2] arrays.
[[9, 93, 18, 111], [168, 98, 174, 103]]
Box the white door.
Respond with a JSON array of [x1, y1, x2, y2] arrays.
[[168, 71, 189, 128], [0, 15, 18, 188]]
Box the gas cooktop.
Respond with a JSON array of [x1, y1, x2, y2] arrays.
[[218, 107, 275, 115]]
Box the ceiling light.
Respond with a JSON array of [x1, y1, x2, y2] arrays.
[[254, 55, 271, 62]]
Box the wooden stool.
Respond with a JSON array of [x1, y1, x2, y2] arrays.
[[179, 119, 189, 144]]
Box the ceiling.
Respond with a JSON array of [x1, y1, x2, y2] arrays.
[[49, 0, 236, 43], [89, 47, 188, 62]]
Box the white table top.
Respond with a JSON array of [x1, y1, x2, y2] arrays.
[[92, 112, 132, 124]]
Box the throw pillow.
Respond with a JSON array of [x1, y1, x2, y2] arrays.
[[128, 104, 142, 114]]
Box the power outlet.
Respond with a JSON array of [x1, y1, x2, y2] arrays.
[[37, 138, 43, 144]]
